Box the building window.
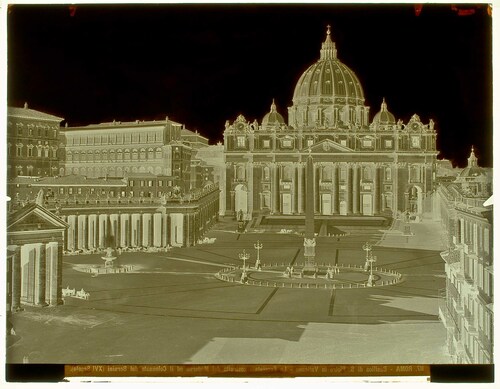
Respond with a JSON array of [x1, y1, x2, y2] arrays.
[[129, 180, 134, 186], [132, 149, 138, 160], [44, 147, 49, 158], [140, 149, 146, 160], [27, 166, 33, 176], [156, 147, 162, 159], [340, 139, 347, 147], [385, 139, 393, 148], [109, 190, 115, 197], [37, 146, 43, 157], [77, 187, 82, 194], [282, 138, 293, 148], [363, 167, 372, 181], [16, 144, 23, 157], [340, 167, 347, 180], [158, 180, 163, 187], [307, 139, 314, 147], [410, 165, 421, 182], [385, 167, 392, 181], [68, 188, 73, 195], [263, 166, 270, 181], [140, 180, 145, 187], [27, 145, 34, 157], [59, 187, 64, 195], [148, 180, 153, 187], [236, 165, 245, 180], [411, 136, 421, 148], [362, 139, 373, 148], [262, 139, 270, 148], [17, 125, 22, 136], [237, 136, 246, 148]]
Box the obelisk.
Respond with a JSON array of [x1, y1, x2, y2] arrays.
[[303, 153, 316, 271]]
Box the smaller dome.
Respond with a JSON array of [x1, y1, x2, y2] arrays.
[[459, 146, 486, 178], [262, 99, 285, 127], [372, 98, 396, 125]]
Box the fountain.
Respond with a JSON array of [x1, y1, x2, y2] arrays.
[[102, 247, 117, 268]]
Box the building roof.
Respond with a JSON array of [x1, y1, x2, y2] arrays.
[[8, 103, 64, 122], [8, 202, 69, 231], [30, 174, 126, 187], [63, 117, 182, 131]]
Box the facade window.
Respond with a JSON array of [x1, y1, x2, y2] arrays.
[[73, 152, 79, 162], [363, 167, 372, 181], [410, 165, 421, 182], [159, 180, 163, 187], [307, 139, 314, 147], [362, 139, 373, 148], [132, 149, 138, 160], [27, 145, 34, 157], [140, 149, 146, 160], [340, 139, 347, 147], [263, 166, 270, 181], [283, 165, 293, 181], [66, 151, 73, 162], [411, 136, 421, 148], [121, 190, 126, 197], [90, 188, 95, 194], [262, 139, 271, 148], [236, 165, 245, 180], [17, 125, 22, 136], [109, 190, 115, 197], [68, 188, 73, 195], [129, 180, 134, 186], [77, 187, 82, 194], [282, 138, 293, 148], [385, 139, 393, 148], [385, 167, 392, 181], [16, 144, 23, 157], [322, 165, 332, 181], [26, 166, 34, 176], [156, 147, 162, 159], [44, 147, 49, 158], [109, 150, 115, 161], [148, 180, 154, 187], [37, 146, 43, 157], [59, 187, 64, 195], [95, 151, 101, 162], [80, 152, 86, 162], [132, 133, 139, 143], [124, 149, 130, 160], [340, 167, 347, 180], [237, 136, 246, 148], [140, 180, 145, 187]]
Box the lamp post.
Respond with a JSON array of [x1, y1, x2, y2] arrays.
[[239, 249, 250, 283], [254, 240, 263, 270], [367, 253, 377, 287], [362, 242, 372, 271]]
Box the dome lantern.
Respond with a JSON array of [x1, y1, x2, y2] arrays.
[[320, 25, 337, 60]]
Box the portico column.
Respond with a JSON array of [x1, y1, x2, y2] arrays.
[[98, 214, 107, 248], [142, 213, 152, 247], [78, 214, 87, 250], [353, 164, 359, 214], [120, 214, 129, 248], [153, 213, 162, 247], [163, 213, 169, 247], [11, 245, 22, 311], [46, 242, 59, 306], [57, 243, 63, 304], [36, 243, 47, 306]]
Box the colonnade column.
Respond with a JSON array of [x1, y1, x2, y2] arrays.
[[153, 213, 162, 247], [45, 242, 59, 306]]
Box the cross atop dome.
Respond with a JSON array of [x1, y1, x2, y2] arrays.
[[381, 97, 388, 111], [270, 98, 277, 112], [320, 24, 337, 60]]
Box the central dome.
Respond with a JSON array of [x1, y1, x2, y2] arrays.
[[288, 26, 369, 128]]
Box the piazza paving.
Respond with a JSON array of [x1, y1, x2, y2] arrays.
[[7, 217, 452, 365]]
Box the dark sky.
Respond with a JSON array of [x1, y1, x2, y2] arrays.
[[7, 3, 492, 167]]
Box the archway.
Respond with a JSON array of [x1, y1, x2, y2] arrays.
[[234, 184, 248, 215]]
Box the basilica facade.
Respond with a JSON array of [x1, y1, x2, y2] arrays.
[[223, 27, 437, 220]]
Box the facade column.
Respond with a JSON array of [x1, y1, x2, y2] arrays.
[[120, 213, 129, 248], [98, 214, 107, 248], [346, 163, 352, 214], [109, 214, 119, 247], [36, 243, 47, 306], [77, 214, 87, 250], [142, 213, 152, 247], [374, 165, 380, 214], [163, 213, 169, 247], [247, 158, 254, 217], [332, 163, 338, 214], [87, 214, 96, 249], [67, 215, 76, 251], [11, 245, 22, 311], [353, 164, 359, 214], [297, 162, 304, 214]]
